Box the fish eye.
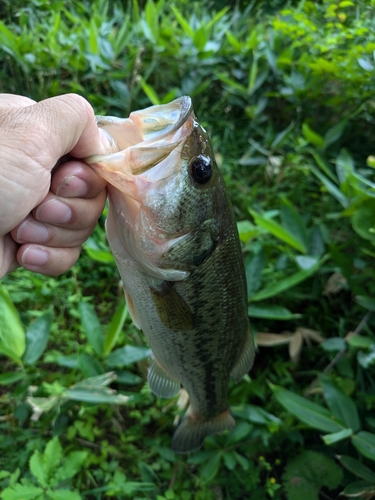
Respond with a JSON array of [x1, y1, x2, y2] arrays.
[[190, 155, 212, 185]]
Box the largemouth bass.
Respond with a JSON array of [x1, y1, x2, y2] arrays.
[[85, 97, 255, 453]]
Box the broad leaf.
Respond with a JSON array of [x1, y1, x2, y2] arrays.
[[1, 483, 44, 500], [250, 256, 328, 302], [103, 300, 128, 356], [337, 455, 375, 482], [46, 489, 82, 500], [0, 284, 25, 363], [352, 432, 375, 461], [271, 384, 345, 433], [43, 437, 63, 481], [29, 450, 47, 487], [23, 311, 52, 365], [322, 428, 352, 445], [106, 345, 151, 368], [79, 302, 104, 356], [320, 376, 360, 432], [280, 198, 308, 253], [248, 304, 301, 320], [341, 480, 375, 497], [250, 209, 306, 253]]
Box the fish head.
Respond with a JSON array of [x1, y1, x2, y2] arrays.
[[85, 97, 224, 277]]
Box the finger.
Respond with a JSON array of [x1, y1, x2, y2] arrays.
[[51, 160, 107, 199], [0, 94, 36, 109], [0, 234, 19, 279], [29, 188, 106, 230], [6, 94, 112, 166], [17, 244, 81, 276], [11, 215, 96, 248]]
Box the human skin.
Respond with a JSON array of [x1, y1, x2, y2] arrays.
[[0, 93, 112, 279]]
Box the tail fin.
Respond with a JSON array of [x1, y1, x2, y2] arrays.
[[171, 408, 235, 454]]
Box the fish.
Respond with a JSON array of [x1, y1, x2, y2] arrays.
[[85, 96, 255, 453]]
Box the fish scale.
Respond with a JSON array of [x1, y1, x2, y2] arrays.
[[85, 96, 255, 453]]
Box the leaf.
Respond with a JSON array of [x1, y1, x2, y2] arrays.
[[139, 78, 160, 105], [351, 198, 375, 244], [66, 373, 130, 405], [54, 451, 88, 482], [280, 198, 309, 253], [232, 404, 281, 425], [106, 345, 151, 368], [246, 248, 266, 298], [283, 451, 343, 500], [23, 311, 52, 365], [43, 437, 63, 483], [309, 165, 349, 208], [103, 300, 128, 356], [295, 256, 319, 270], [271, 384, 345, 433], [321, 337, 346, 352], [29, 450, 47, 487], [115, 370, 142, 385], [341, 481, 375, 497], [46, 489, 82, 500], [355, 295, 375, 312], [250, 256, 328, 302], [248, 304, 301, 320], [336, 149, 354, 185], [302, 123, 325, 148], [78, 352, 104, 378], [311, 151, 337, 182], [65, 387, 130, 405], [352, 432, 375, 461], [0, 372, 25, 385], [358, 58, 374, 72], [79, 302, 104, 356], [1, 484, 44, 500], [347, 336, 374, 349], [322, 428, 353, 445], [271, 121, 295, 150], [337, 455, 375, 482], [0, 284, 25, 363], [323, 120, 346, 150], [320, 376, 360, 432], [250, 209, 307, 253], [193, 25, 207, 51], [200, 452, 221, 482], [171, 6, 194, 37]]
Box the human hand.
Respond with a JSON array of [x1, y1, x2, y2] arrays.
[[0, 93, 111, 279]]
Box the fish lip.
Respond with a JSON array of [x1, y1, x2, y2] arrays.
[[130, 96, 193, 144]]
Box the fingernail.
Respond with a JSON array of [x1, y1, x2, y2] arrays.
[[21, 247, 48, 266], [56, 175, 88, 197], [17, 219, 49, 243], [36, 199, 72, 224]]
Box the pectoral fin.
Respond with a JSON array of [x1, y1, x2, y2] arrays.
[[150, 283, 194, 332], [148, 356, 181, 398], [231, 326, 255, 383]]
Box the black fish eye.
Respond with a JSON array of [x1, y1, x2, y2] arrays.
[[190, 155, 212, 184]]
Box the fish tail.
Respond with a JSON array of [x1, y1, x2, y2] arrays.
[[171, 408, 235, 454]]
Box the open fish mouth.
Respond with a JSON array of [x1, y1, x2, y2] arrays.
[[85, 96, 194, 197]]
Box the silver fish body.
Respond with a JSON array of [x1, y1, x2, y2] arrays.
[[85, 97, 255, 453]]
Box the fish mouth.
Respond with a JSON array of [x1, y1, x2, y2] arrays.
[[85, 96, 194, 197]]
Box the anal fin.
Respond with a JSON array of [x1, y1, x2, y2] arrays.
[[231, 325, 255, 383], [148, 356, 181, 398]]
